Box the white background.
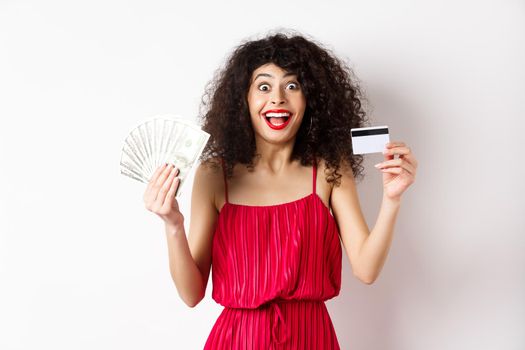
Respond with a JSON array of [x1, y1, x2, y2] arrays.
[[1, 0, 523, 349]]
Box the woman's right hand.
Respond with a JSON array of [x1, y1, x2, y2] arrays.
[[143, 163, 184, 228]]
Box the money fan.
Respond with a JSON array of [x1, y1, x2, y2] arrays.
[[120, 114, 210, 197]]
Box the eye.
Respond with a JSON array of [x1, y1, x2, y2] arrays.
[[258, 83, 270, 91], [286, 82, 299, 90]]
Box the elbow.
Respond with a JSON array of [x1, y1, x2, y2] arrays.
[[185, 300, 199, 308], [353, 262, 378, 285], [184, 298, 199, 308], [362, 277, 376, 285], [183, 291, 205, 308], [355, 271, 377, 285]]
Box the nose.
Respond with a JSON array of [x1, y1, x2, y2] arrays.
[[270, 87, 285, 105]]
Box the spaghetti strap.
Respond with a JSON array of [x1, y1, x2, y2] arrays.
[[312, 154, 317, 195], [220, 157, 229, 204]]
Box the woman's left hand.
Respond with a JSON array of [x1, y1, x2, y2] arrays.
[[374, 141, 418, 201]]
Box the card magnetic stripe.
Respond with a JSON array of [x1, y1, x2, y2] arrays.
[[351, 128, 389, 137]]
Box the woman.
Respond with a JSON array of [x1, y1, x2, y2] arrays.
[[143, 31, 418, 349]]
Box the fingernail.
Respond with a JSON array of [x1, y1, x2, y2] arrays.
[[374, 163, 382, 168]]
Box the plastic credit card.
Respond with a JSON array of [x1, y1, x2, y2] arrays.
[[351, 126, 390, 154]]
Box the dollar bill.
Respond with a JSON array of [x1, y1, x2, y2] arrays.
[[120, 114, 210, 197]]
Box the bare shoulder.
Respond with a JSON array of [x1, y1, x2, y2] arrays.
[[315, 157, 335, 208], [327, 157, 355, 186], [193, 157, 224, 212], [316, 157, 331, 179], [315, 157, 356, 208], [330, 157, 357, 198], [195, 157, 223, 178]]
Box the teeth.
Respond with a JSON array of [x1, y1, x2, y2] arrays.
[[265, 112, 290, 118]]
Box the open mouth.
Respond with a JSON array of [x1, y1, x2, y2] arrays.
[[263, 111, 292, 130]]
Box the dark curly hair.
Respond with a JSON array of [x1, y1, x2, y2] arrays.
[[197, 29, 371, 186]]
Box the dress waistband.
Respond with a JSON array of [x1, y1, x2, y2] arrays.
[[269, 302, 288, 346], [226, 299, 324, 347]]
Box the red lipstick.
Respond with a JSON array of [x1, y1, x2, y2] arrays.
[[262, 109, 292, 130]]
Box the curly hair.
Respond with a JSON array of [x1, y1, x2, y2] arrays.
[[197, 29, 371, 186]]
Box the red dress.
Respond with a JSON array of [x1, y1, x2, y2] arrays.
[[204, 158, 342, 349]]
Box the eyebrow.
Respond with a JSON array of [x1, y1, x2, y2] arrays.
[[253, 72, 296, 82]]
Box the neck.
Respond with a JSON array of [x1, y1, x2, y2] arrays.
[[253, 136, 296, 175]]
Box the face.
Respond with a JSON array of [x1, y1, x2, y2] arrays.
[[246, 63, 306, 144]]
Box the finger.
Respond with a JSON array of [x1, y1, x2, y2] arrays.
[[385, 142, 405, 150], [380, 167, 403, 175], [385, 161, 415, 175], [384, 146, 418, 167], [154, 163, 176, 188], [383, 146, 411, 156], [148, 164, 176, 203], [383, 151, 394, 162], [163, 172, 181, 209], [399, 162, 416, 175], [144, 163, 169, 202], [400, 153, 418, 168], [380, 167, 416, 182], [375, 159, 416, 175], [385, 141, 406, 148], [146, 163, 168, 188], [155, 166, 178, 203], [150, 162, 168, 181], [376, 158, 404, 168], [383, 144, 407, 162]]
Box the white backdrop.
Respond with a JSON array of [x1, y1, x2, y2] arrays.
[[1, 0, 523, 349]]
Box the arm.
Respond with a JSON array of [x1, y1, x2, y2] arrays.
[[331, 142, 417, 284], [330, 161, 401, 285], [353, 195, 401, 284], [165, 161, 219, 307]]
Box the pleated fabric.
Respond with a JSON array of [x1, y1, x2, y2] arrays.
[[204, 157, 342, 349]]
